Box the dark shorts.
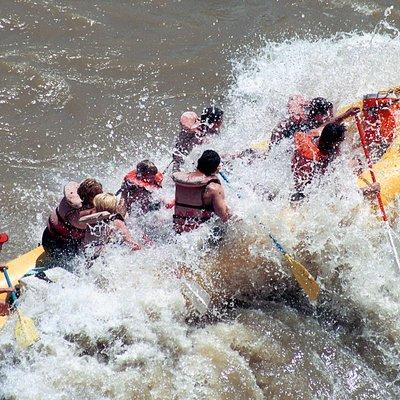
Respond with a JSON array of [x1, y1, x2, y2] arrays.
[[42, 227, 80, 261]]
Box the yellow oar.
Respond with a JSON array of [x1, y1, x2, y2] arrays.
[[3, 267, 39, 348], [269, 235, 320, 301], [218, 172, 320, 300]]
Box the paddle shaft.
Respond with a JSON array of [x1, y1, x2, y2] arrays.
[[220, 171, 292, 256], [269, 234, 287, 255], [355, 114, 400, 273], [355, 114, 388, 221], [219, 171, 319, 299], [2, 267, 18, 304]]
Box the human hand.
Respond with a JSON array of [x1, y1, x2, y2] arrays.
[[0, 265, 8, 272]]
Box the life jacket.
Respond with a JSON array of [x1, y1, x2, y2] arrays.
[[292, 129, 330, 191], [362, 95, 398, 151], [121, 170, 163, 213], [172, 172, 220, 234], [86, 213, 125, 245], [123, 170, 163, 191], [47, 182, 86, 241], [83, 213, 125, 259]]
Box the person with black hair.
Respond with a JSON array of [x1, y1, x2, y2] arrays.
[[291, 123, 346, 200], [270, 96, 359, 146], [172, 106, 224, 172], [201, 106, 224, 134], [291, 121, 381, 201], [172, 150, 230, 233]]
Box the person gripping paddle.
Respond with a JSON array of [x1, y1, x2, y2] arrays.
[[0, 234, 40, 347]]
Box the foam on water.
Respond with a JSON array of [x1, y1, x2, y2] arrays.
[[2, 28, 400, 398]]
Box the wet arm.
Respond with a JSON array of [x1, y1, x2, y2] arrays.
[[114, 220, 141, 251], [210, 185, 231, 222], [329, 107, 360, 125], [70, 208, 97, 230]]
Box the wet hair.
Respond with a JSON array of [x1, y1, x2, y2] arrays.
[[77, 178, 103, 207], [93, 193, 117, 214], [318, 123, 346, 152], [136, 160, 158, 176], [197, 150, 221, 176], [308, 97, 333, 118], [201, 106, 224, 125]]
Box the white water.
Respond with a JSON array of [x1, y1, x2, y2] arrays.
[[2, 29, 400, 399]]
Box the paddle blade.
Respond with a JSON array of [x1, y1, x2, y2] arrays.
[[181, 280, 211, 315], [15, 309, 40, 348], [284, 254, 320, 301]]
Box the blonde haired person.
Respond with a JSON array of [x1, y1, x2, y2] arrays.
[[82, 193, 141, 255], [94, 192, 118, 213]]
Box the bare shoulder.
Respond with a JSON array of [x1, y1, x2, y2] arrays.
[[206, 182, 224, 195]]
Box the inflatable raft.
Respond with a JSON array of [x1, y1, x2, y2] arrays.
[[2, 88, 400, 328], [0, 246, 46, 329]]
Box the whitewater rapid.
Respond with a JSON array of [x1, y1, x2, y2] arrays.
[[2, 27, 400, 399]]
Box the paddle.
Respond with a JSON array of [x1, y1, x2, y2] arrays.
[[180, 279, 211, 315], [268, 235, 320, 301], [218, 171, 320, 301], [2, 267, 40, 348], [355, 114, 400, 274]]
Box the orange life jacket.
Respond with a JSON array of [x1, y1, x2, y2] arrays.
[[292, 129, 330, 192], [123, 170, 163, 190], [172, 172, 220, 234], [121, 170, 163, 214], [362, 95, 398, 150]]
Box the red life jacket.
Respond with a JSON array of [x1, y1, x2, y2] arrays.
[[292, 129, 330, 191], [48, 207, 86, 241], [362, 95, 397, 151], [124, 170, 163, 190], [172, 172, 220, 234], [121, 170, 163, 213]]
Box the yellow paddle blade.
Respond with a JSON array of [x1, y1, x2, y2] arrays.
[[251, 138, 270, 152], [284, 254, 320, 301], [15, 309, 40, 348]]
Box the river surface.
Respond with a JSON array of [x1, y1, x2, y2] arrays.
[[1, 1, 400, 399]]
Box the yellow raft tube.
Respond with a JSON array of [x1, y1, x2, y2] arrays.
[[2, 88, 400, 328], [0, 246, 46, 329]]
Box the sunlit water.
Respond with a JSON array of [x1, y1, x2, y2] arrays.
[[2, 2, 400, 399]]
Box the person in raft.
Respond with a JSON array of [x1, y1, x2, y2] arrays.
[[118, 160, 165, 216], [172, 106, 224, 172], [201, 106, 224, 134], [81, 193, 141, 258], [172, 150, 231, 234], [270, 96, 360, 146], [42, 178, 103, 259], [291, 122, 380, 201]]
